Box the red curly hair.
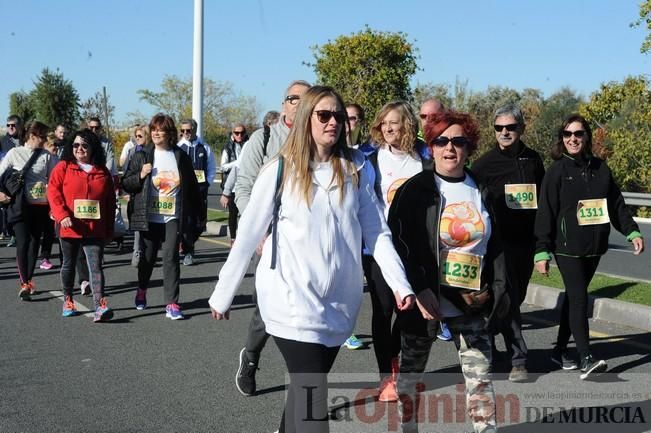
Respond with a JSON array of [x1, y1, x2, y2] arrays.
[[424, 111, 480, 156]]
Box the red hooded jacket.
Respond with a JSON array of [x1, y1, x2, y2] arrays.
[[47, 160, 116, 239]]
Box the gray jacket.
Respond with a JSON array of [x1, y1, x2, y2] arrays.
[[233, 117, 290, 212]]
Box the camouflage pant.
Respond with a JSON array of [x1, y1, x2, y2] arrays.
[[397, 314, 497, 433]]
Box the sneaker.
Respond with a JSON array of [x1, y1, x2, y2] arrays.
[[26, 280, 36, 295], [236, 348, 258, 396], [80, 281, 91, 296], [437, 321, 453, 341], [18, 283, 31, 301], [182, 253, 194, 266], [580, 355, 607, 380], [378, 376, 398, 402], [131, 250, 141, 268], [62, 296, 77, 317], [551, 347, 578, 370], [39, 258, 53, 270], [6, 236, 16, 247], [135, 288, 147, 310], [509, 365, 529, 382], [343, 335, 363, 350], [93, 298, 113, 322], [165, 303, 184, 320]]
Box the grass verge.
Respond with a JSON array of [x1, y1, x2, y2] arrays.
[[529, 266, 651, 307]]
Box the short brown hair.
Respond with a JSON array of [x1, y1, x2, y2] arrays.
[[149, 113, 177, 147]]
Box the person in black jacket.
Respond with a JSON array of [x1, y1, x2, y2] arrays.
[[472, 104, 545, 382], [122, 113, 200, 320], [534, 113, 644, 379], [388, 111, 510, 433]]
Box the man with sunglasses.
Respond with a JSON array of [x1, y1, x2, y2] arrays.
[[1, 115, 24, 245], [471, 104, 545, 382], [177, 118, 216, 266], [233, 79, 310, 397], [87, 117, 116, 176]]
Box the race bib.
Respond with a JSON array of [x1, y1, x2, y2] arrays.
[[151, 196, 176, 216], [440, 250, 482, 291], [194, 169, 206, 183], [577, 198, 609, 226], [504, 184, 537, 209], [27, 182, 47, 201], [74, 199, 101, 220]]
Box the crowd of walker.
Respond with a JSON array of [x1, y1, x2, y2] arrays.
[[0, 79, 645, 433]]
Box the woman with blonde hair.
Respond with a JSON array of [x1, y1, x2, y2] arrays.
[[365, 100, 430, 401], [209, 86, 415, 433]]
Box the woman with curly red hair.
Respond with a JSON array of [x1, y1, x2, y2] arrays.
[[387, 110, 510, 433]]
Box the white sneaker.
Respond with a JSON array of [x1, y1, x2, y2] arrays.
[[80, 281, 91, 296], [183, 254, 194, 266]]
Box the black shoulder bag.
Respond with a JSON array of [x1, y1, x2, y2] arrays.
[[0, 148, 44, 205]]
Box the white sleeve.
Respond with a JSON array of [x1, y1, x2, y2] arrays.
[[205, 144, 217, 185], [208, 161, 278, 314], [357, 164, 413, 300]]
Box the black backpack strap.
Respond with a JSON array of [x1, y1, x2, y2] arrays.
[[366, 150, 383, 200], [23, 148, 44, 175], [262, 125, 271, 158], [270, 155, 284, 270]]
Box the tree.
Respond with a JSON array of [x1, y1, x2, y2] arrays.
[[9, 91, 36, 124], [29, 68, 81, 130], [306, 26, 419, 125], [581, 76, 651, 192], [413, 82, 452, 111], [80, 90, 116, 133], [631, 0, 651, 54], [137, 75, 260, 152]]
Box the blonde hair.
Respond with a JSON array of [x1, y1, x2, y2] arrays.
[[279, 86, 358, 206], [134, 125, 150, 144], [369, 100, 419, 154]]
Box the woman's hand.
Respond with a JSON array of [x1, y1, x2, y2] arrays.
[[535, 260, 549, 276], [0, 191, 10, 204], [60, 217, 73, 228], [394, 292, 415, 311], [140, 163, 152, 179], [416, 289, 441, 321], [632, 237, 645, 255], [211, 308, 230, 320], [219, 195, 230, 209]]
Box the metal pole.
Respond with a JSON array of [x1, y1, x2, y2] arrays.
[[192, 0, 204, 137], [102, 86, 110, 139]]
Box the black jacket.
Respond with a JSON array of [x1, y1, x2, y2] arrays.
[[387, 169, 510, 333], [534, 154, 639, 258], [471, 142, 545, 244], [121, 144, 200, 232]]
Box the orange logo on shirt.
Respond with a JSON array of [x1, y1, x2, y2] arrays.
[[439, 202, 485, 248]]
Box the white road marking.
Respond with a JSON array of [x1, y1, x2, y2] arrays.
[[50, 290, 94, 317]]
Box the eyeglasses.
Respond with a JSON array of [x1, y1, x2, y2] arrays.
[[284, 95, 301, 105], [180, 129, 192, 134], [313, 110, 346, 124], [73, 142, 89, 149], [562, 130, 586, 138], [494, 124, 519, 132], [135, 134, 144, 139], [431, 136, 470, 148], [232, 130, 245, 136], [6, 123, 16, 128]]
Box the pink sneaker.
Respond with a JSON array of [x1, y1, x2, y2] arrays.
[[39, 258, 53, 270]]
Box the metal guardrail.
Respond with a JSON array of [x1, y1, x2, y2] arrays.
[[623, 192, 651, 207]]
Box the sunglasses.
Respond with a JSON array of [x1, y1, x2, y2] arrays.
[[6, 123, 16, 128], [494, 124, 519, 132], [431, 136, 470, 148], [348, 116, 358, 122], [562, 130, 586, 138], [135, 134, 144, 139], [88, 125, 100, 130], [419, 114, 429, 120], [232, 130, 245, 135], [313, 110, 346, 124], [73, 142, 89, 149], [284, 95, 301, 105], [180, 129, 192, 134]]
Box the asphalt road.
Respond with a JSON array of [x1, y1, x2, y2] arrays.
[[2, 221, 651, 432]]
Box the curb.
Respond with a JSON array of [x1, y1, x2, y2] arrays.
[[205, 221, 227, 237], [525, 283, 651, 331]]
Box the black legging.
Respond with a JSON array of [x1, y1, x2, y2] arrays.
[[227, 193, 239, 240], [273, 336, 340, 433], [369, 260, 401, 377], [555, 255, 601, 359], [13, 205, 49, 284], [39, 218, 56, 261]]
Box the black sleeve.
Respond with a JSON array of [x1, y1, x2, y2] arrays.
[[121, 152, 146, 194], [605, 164, 639, 237], [534, 163, 561, 255]]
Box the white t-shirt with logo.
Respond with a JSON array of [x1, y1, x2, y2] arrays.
[[434, 173, 491, 318], [376, 146, 422, 218], [148, 149, 181, 223]]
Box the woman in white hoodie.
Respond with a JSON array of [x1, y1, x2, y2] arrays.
[[209, 86, 415, 433]]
